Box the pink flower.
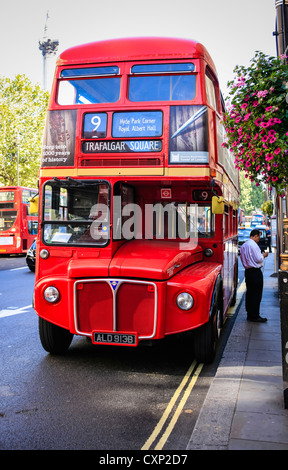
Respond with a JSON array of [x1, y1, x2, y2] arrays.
[[255, 118, 262, 126], [257, 90, 268, 98], [241, 103, 248, 109], [253, 101, 259, 106], [261, 135, 269, 142], [274, 148, 282, 155], [274, 118, 282, 123], [265, 106, 273, 112], [265, 154, 274, 161], [268, 118, 275, 126], [272, 176, 278, 182], [269, 137, 277, 143], [268, 130, 276, 136]]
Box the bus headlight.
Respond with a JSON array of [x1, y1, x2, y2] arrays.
[[176, 292, 194, 311], [40, 249, 50, 259], [204, 248, 213, 257], [44, 286, 60, 303]]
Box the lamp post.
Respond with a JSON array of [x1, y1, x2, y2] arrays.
[[38, 12, 59, 90], [273, 1, 288, 271], [275, 0, 288, 409], [275, 0, 288, 56], [274, 1, 288, 271]]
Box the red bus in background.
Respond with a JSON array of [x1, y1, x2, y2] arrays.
[[34, 37, 239, 363], [0, 186, 38, 254]]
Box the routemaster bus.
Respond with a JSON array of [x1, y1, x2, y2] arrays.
[[0, 186, 38, 254], [33, 37, 239, 363]]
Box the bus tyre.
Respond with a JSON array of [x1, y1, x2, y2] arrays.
[[39, 317, 73, 354], [192, 283, 223, 364], [192, 318, 216, 364]]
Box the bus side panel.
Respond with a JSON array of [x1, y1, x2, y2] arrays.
[[165, 262, 222, 335]]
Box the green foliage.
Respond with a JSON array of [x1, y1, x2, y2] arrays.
[[239, 170, 265, 215], [222, 51, 288, 195], [0, 75, 49, 187]]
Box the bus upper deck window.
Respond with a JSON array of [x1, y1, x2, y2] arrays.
[[205, 70, 219, 111], [129, 63, 196, 102], [57, 66, 121, 105]]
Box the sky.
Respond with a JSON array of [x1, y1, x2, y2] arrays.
[[0, 0, 278, 96]]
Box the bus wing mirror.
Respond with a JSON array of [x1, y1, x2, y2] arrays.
[[212, 196, 224, 214], [29, 195, 39, 214]]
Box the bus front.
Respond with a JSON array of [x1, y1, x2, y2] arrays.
[[34, 38, 239, 363]]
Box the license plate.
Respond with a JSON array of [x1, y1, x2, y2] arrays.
[[92, 331, 137, 346]]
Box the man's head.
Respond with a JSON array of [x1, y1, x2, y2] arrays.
[[250, 229, 261, 242]]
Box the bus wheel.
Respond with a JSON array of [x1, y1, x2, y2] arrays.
[[192, 287, 222, 364], [39, 317, 73, 354]]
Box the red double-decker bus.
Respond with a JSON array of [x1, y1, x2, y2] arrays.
[[34, 37, 239, 363], [0, 186, 38, 254]]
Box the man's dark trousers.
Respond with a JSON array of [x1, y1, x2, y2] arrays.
[[244, 267, 263, 319]]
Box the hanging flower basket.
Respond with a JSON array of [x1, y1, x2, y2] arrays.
[[222, 51, 288, 195]]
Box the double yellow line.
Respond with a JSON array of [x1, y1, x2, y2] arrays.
[[142, 279, 246, 450], [141, 360, 203, 450]]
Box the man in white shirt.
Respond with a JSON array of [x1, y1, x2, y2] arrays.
[[240, 229, 269, 322]]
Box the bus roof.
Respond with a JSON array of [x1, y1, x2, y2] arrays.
[[57, 37, 217, 74]]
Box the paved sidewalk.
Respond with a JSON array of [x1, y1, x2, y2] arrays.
[[187, 251, 288, 450]]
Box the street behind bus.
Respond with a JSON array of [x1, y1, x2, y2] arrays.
[[0, 255, 244, 450]]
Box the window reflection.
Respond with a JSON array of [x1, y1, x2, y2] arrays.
[[58, 78, 121, 105], [129, 75, 196, 102]]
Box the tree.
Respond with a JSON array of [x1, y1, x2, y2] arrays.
[[0, 75, 49, 187], [239, 170, 265, 215]]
